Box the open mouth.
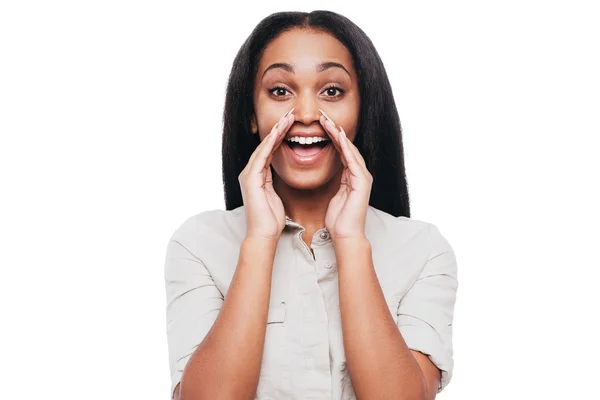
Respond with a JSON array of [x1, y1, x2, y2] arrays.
[[284, 139, 331, 157]]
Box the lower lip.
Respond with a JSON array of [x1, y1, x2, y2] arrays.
[[283, 142, 332, 166]]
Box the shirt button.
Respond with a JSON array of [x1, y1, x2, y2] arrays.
[[324, 263, 332, 269], [319, 231, 330, 240]]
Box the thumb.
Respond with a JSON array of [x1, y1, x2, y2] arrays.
[[264, 164, 274, 187]]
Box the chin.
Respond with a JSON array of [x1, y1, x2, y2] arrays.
[[272, 164, 340, 191]]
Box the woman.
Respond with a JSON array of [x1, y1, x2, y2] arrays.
[[165, 10, 458, 400]]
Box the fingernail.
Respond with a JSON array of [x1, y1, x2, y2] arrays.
[[284, 107, 295, 118], [319, 109, 334, 124], [278, 110, 291, 125]]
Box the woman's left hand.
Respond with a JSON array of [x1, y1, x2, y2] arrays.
[[319, 109, 373, 242]]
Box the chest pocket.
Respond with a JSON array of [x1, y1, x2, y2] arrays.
[[261, 302, 289, 364], [256, 302, 291, 397], [267, 302, 286, 324]]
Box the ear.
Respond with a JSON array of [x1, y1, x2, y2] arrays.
[[250, 114, 258, 134]]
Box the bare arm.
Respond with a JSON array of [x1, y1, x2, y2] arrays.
[[171, 108, 295, 399], [336, 237, 438, 400], [176, 236, 278, 400]]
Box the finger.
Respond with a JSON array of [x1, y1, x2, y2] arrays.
[[267, 112, 295, 166], [264, 161, 273, 185], [246, 129, 272, 168], [247, 108, 294, 170], [337, 127, 365, 178], [340, 127, 372, 187], [247, 112, 286, 166], [319, 116, 342, 152], [246, 131, 274, 172], [251, 115, 292, 174], [318, 112, 347, 167], [339, 125, 367, 170], [320, 116, 345, 165], [273, 111, 295, 152], [318, 109, 343, 151]]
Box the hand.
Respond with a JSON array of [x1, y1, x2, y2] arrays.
[[319, 109, 373, 241], [238, 108, 295, 241]]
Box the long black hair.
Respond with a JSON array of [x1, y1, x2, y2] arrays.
[[221, 10, 410, 218]]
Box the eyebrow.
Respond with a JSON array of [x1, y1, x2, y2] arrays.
[[261, 62, 351, 80]]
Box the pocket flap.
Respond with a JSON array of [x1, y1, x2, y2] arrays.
[[267, 303, 287, 324]]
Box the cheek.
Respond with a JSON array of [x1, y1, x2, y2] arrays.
[[257, 113, 283, 138], [328, 101, 359, 135], [255, 95, 289, 135], [337, 116, 359, 141]]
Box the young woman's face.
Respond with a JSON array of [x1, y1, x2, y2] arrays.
[[252, 28, 360, 190]]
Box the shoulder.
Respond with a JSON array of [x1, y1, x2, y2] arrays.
[[167, 206, 247, 249], [366, 206, 454, 259], [366, 205, 430, 232]]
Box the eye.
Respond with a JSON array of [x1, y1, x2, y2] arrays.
[[322, 84, 345, 99], [267, 85, 291, 97], [266, 84, 346, 99]]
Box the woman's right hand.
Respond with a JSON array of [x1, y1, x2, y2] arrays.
[[239, 108, 295, 241]]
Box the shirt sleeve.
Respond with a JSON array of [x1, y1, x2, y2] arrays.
[[164, 216, 224, 399], [396, 223, 458, 393]]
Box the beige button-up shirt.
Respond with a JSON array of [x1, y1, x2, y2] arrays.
[[164, 205, 458, 399]]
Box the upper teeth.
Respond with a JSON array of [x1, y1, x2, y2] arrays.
[[287, 136, 330, 145]]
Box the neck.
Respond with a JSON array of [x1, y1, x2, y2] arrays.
[[273, 168, 343, 233]]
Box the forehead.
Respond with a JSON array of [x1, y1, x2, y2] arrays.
[[257, 29, 355, 78]]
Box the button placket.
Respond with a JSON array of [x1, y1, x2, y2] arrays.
[[314, 229, 331, 247]]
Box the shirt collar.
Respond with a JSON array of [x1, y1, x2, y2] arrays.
[[284, 215, 303, 230], [283, 206, 377, 233]]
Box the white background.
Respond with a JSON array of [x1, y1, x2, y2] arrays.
[[1, 1, 599, 399]]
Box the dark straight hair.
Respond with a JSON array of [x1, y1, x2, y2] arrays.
[[221, 10, 410, 218]]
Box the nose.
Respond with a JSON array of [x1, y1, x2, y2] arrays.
[[291, 92, 321, 126]]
